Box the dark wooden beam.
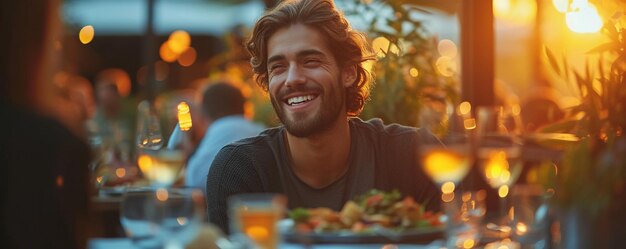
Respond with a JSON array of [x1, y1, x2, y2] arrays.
[[460, 0, 494, 107]]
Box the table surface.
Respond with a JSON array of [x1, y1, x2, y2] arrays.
[[88, 238, 444, 249]]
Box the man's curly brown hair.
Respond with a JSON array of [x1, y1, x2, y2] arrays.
[[246, 0, 375, 116]]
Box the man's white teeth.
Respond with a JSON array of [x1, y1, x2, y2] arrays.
[[287, 95, 315, 105]]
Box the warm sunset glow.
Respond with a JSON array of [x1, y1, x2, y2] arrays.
[[372, 36, 399, 57], [177, 47, 197, 67], [168, 30, 191, 54], [160, 41, 178, 63], [79, 25, 95, 44], [494, 0, 536, 25], [409, 67, 419, 78], [441, 181, 456, 194], [362, 60, 374, 73], [566, 1, 602, 33], [177, 102, 193, 131], [438, 39, 458, 58]]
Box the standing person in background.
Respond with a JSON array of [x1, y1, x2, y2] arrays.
[[206, 0, 440, 233], [0, 0, 91, 248], [181, 81, 264, 190]]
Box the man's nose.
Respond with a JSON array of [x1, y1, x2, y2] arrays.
[[285, 64, 306, 87]]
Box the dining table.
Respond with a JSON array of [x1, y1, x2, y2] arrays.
[[88, 237, 445, 249]]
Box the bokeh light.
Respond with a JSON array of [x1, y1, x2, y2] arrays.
[[79, 25, 95, 44], [438, 39, 458, 58], [552, 0, 569, 13], [372, 36, 399, 57], [565, 1, 602, 34], [436, 56, 456, 77], [441, 181, 456, 194], [160, 41, 178, 62], [409, 67, 419, 78], [168, 30, 191, 54], [177, 47, 197, 67]]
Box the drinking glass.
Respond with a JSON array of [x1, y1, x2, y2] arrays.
[[445, 190, 487, 249], [476, 105, 524, 232], [228, 193, 286, 249], [137, 149, 186, 187], [136, 100, 164, 151], [511, 184, 550, 248], [418, 101, 476, 247], [418, 101, 475, 198], [120, 187, 205, 249]]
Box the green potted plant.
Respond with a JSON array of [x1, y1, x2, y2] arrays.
[[344, 0, 459, 127], [544, 16, 626, 248]]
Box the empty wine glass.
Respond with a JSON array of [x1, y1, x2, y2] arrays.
[[475, 105, 524, 234], [136, 100, 164, 151]]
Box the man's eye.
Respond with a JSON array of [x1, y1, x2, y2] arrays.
[[269, 64, 285, 72], [305, 59, 321, 65]]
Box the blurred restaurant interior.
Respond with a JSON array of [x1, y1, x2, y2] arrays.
[[2, 0, 626, 248]]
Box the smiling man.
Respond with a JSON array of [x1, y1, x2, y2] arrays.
[[206, 0, 439, 233]]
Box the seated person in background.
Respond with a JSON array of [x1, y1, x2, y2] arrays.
[[180, 81, 264, 190], [206, 0, 439, 233]]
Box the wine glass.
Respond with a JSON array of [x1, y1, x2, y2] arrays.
[[136, 101, 193, 188], [137, 149, 186, 187], [418, 100, 475, 199], [120, 187, 205, 249], [475, 105, 524, 234], [418, 100, 476, 247], [136, 100, 164, 151]]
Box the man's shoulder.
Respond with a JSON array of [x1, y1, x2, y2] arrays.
[[351, 118, 418, 138]]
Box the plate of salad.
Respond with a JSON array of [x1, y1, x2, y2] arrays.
[[282, 189, 444, 244]]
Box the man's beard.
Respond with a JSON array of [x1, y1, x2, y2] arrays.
[[271, 81, 345, 138]]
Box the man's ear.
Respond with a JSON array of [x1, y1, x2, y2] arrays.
[[341, 65, 357, 88]]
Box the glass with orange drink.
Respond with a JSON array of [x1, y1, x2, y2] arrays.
[[228, 193, 285, 249]]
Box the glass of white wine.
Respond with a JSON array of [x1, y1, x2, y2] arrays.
[[418, 100, 476, 247], [476, 105, 524, 235], [137, 149, 186, 187], [419, 100, 475, 199]]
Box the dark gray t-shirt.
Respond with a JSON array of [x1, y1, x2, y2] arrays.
[[206, 118, 440, 233], [276, 121, 376, 210]]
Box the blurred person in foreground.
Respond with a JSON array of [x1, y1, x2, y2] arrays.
[[170, 81, 264, 190], [206, 0, 439, 232], [0, 0, 91, 248]]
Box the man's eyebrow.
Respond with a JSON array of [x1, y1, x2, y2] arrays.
[[297, 49, 325, 58], [267, 55, 285, 65], [267, 49, 326, 65]]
